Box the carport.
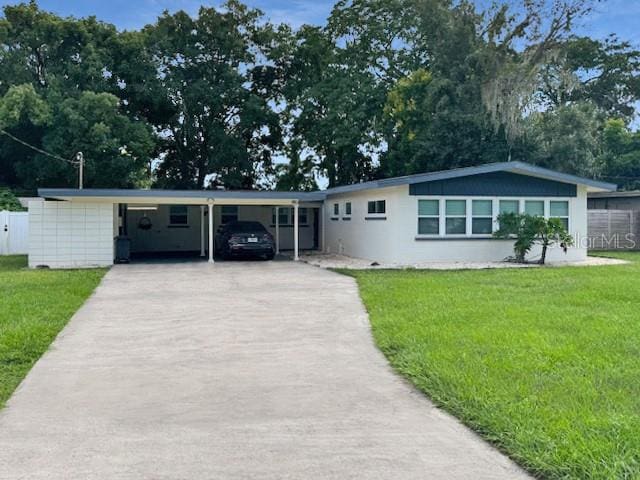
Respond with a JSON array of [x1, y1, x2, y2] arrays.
[[34, 189, 326, 268]]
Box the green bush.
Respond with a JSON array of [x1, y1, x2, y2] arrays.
[[0, 188, 25, 211], [493, 212, 573, 264]]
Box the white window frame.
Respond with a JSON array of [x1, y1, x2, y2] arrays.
[[168, 205, 189, 226], [444, 199, 467, 236], [415, 196, 572, 238], [344, 201, 352, 217], [471, 199, 493, 236], [272, 207, 308, 226], [417, 199, 440, 236], [367, 199, 386, 217], [549, 200, 570, 231]]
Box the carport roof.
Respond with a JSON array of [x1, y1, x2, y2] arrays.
[[38, 188, 327, 203], [38, 161, 616, 202]]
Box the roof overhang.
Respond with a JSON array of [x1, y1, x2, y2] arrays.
[[37, 188, 326, 206], [324, 161, 617, 196]]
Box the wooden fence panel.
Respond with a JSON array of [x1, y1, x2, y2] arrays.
[[587, 209, 639, 250]]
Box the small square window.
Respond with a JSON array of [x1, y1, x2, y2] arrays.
[[418, 217, 439, 235], [221, 205, 238, 224], [298, 207, 308, 225], [418, 200, 439, 216], [525, 200, 544, 216], [445, 200, 466, 216], [499, 200, 519, 214], [550, 201, 569, 217], [472, 200, 492, 216], [472, 218, 493, 234], [169, 205, 188, 225], [368, 200, 386, 214], [446, 218, 466, 234]]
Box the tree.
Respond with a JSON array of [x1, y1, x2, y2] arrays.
[[0, 2, 157, 191], [523, 101, 604, 177], [599, 119, 640, 190], [0, 188, 24, 211], [494, 212, 573, 264], [540, 36, 640, 120], [143, 2, 283, 190]]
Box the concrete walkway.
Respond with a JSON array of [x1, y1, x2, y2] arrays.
[[0, 261, 530, 479]]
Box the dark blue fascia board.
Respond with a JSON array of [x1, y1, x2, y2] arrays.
[[324, 161, 616, 196], [408, 171, 577, 197]]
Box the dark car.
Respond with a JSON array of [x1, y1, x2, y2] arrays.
[[215, 221, 275, 260]]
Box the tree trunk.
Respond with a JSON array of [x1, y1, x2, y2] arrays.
[[539, 242, 548, 265]]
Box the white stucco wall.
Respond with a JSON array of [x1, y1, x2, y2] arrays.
[[29, 200, 114, 268], [324, 184, 589, 264]]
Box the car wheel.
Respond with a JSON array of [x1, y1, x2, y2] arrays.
[[265, 253, 275, 261]]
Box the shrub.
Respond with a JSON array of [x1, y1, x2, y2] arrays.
[[494, 212, 573, 264]]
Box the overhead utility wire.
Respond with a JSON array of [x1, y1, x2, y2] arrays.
[[0, 128, 79, 166]]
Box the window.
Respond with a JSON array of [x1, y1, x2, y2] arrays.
[[445, 200, 466, 234], [550, 200, 569, 230], [345, 202, 352, 215], [271, 207, 308, 225], [221, 205, 238, 224], [298, 207, 308, 224], [367, 200, 386, 214], [418, 199, 439, 235], [499, 200, 519, 215], [169, 205, 188, 226], [333, 203, 339, 216], [472, 200, 493, 234], [524, 200, 545, 216]]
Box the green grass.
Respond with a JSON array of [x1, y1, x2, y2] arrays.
[[343, 252, 640, 479], [0, 256, 105, 408]]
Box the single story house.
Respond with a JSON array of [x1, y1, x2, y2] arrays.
[[28, 161, 615, 268]]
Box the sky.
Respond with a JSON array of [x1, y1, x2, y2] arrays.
[[0, 0, 638, 45]]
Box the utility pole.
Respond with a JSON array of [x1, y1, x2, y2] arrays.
[[76, 152, 84, 189]]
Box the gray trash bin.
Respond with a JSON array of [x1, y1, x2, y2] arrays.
[[115, 236, 131, 263]]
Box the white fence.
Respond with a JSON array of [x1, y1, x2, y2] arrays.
[[0, 210, 29, 255]]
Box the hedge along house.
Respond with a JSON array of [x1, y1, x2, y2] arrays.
[[29, 161, 615, 268]]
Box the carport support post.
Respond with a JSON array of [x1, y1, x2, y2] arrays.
[[200, 206, 206, 257], [275, 206, 280, 255], [294, 202, 299, 261], [208, 201, 214, 264]]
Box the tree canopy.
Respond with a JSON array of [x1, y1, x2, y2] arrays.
[[0, 0, 639, 193]]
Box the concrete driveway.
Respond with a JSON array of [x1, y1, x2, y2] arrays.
[[0, 261, 530, 479]]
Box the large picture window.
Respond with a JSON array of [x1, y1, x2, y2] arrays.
[[416, 197, 570, 238], [418, 199, 439, 235], [445, 200, 466, 234]]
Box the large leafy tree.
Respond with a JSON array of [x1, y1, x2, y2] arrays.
[[143, 2, 283, 189], [0, 1, 156, 190]]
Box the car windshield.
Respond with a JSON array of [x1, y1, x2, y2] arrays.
[[227, 221, 267, 233]]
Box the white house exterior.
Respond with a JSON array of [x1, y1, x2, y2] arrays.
[[29, 162, 615, 268]]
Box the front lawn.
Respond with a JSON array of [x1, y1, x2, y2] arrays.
[[344, 252, 640, 479], [0, 256, 105, 408]]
